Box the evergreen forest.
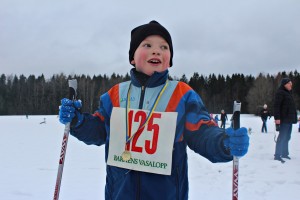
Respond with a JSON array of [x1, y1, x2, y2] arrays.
[[0, 70, 299, 115]]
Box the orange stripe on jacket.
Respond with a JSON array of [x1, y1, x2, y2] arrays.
[[165, 82, 192, 142], [186, 119, 217, 131], [93, 112, 105, 121], [108, 84, 120, 107], [165, 82, 192, 112], [92, 84, 120, 121]]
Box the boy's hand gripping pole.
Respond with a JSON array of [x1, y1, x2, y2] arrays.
[[53, 79, 77, 200], [232, 100, 241, 200]]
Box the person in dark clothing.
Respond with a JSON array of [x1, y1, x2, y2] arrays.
[[298, 116, 300, 132], [220, 109, 228, 129], [273, 78, 297, 163], [260, 104, 271, 133]]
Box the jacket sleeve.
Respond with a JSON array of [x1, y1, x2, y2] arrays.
[[273, 89, 284, 120], [69, 86, 119, 146], [70, 113, 107, 146], [183, 90, 232, 163]]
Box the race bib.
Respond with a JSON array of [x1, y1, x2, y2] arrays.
[[107, 107, 177, 175]]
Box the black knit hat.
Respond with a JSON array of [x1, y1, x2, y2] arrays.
[[129, 20, 173, 67], [281, 78, 291, 86]]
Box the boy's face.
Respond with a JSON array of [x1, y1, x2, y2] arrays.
[[131, 35, 171, 76]]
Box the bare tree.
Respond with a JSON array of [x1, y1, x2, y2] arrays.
[[246, 73, 273, 114]]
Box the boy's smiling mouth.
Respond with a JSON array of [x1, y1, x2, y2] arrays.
[[148, 59, 161, 64]]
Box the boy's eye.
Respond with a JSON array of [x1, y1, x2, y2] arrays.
[[142, 43, 151, 47], [161, 45, 169, 50]]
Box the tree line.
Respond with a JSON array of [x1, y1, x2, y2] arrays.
[[0, 70, 299, 115]]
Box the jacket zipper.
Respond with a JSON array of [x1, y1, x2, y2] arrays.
[[139, 86, 145, 109], [136, 86, 145, 200], [136, 171, 141, 200], [176, 167, 179, 200]]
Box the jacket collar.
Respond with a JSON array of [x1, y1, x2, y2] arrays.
[[130, 68, 169, 88]]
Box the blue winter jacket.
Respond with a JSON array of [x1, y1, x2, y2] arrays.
[[70, 69, 232, 200]]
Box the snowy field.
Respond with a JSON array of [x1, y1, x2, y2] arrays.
[[0, 115, 299, 200]]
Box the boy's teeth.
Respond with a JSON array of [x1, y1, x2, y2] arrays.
[[150, 60, 159, 63]]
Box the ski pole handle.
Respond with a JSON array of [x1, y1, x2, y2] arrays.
[[68, 79, 78, 127], [232, 100, 241, 200], [232, 101, 241, 130], [53, 79, 77, 200], [68, 79, 77, 100]]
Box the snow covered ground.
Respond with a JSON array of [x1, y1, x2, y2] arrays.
[[0, 115, 299, 200]]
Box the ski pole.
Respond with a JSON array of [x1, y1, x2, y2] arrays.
[[53, 79, 77, 200], [232, 100, 241, 200]]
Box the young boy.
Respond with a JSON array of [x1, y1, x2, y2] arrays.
[[59, 20, 249, 200]]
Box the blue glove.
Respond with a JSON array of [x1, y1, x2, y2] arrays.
[[223, 127, 249, 157], [59, 98, 83, 127]]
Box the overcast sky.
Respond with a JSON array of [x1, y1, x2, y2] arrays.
[[1, 0, 299, 79]]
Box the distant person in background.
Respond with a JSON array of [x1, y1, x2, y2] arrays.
[[220, 109, 228, 129], [273, 78, 297, 163], [298, 116, 300, 132], [214, 114, 220, 126], [260, 104, 271, 133]]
